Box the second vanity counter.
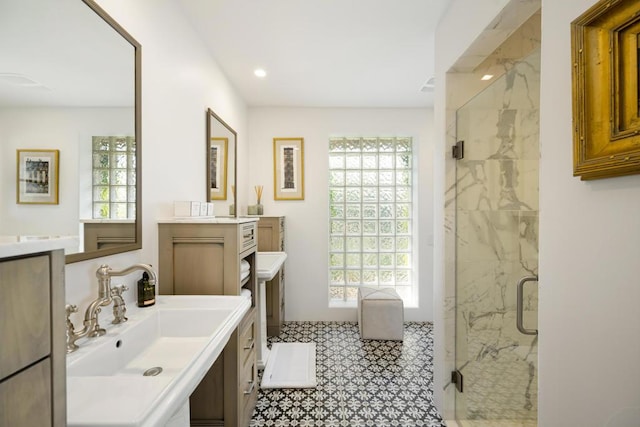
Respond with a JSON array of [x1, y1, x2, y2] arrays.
[[66, 295, 250, 427]]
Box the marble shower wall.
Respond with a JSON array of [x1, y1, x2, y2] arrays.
[[453, 49, 540, 422]]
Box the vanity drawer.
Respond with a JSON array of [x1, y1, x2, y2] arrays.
[[239, 357, 256, 397], [0, 358, 52, 426], [238, 307, 257, 426], [239, 358, 257, 427], [239, 308, 256, 367], [241, 222, 257, 252], [0, 255, 51, 379]]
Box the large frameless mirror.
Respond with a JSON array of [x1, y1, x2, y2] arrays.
[[206, 108, 237, 217], [0, 0, 142, 263]]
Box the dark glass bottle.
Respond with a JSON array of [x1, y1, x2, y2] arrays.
[[137, 272, 156, 307]]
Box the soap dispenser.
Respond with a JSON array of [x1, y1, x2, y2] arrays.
[[137, 272, 156, 307]]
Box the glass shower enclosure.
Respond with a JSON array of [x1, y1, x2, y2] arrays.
[[454, 49, 540, 426]]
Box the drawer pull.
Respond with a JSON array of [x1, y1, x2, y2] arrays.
[[244, 339, 255, 350], [243, 380, 256, 395]]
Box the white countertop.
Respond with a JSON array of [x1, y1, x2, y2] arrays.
[[81, 219, 135, 224], [157, 217, 259, 224], [256, 252, 287, 281], [0, 235, 79, 258]]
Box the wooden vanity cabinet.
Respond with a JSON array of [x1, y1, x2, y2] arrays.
[[158, 220, 258, 427], [234, 306, 258, 427], [257, 216, 285, 336], [189, 307, 257, 427], [0, 249, 66, 427], [82, 221, 135, 251]]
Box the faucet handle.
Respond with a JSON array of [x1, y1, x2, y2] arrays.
[[65, 304, 79, 353], [66, 304, 78, 315], [111, 285, 129, 325], [111, 284, 129, 297]]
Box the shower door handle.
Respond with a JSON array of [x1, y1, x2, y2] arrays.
[[516, 275, 538, 336]]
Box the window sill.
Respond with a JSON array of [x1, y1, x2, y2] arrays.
[[329, 300, 357, 308]]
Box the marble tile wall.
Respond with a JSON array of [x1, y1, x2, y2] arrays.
[[449, 49, 540, 422]]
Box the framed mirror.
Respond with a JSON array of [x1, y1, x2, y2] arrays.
[[0, 0, 142, 263], [206, 108, 237, 217]]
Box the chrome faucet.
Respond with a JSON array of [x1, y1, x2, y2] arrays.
[[66, 263, 157, 353]]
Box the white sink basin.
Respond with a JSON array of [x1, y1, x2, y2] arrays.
[[66, 295, 250, 427], [68, 308, 233, 377], [256, 251, 287, 280]]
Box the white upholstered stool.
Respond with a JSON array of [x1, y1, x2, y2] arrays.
[[357, 287, 404, 341]]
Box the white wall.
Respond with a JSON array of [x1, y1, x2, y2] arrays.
[[0, 107, 132, 238], [63, 0, 248, 316], [436, 0, 640, 424], [538, 0, 640, 425], [248, 107, 435, 321]]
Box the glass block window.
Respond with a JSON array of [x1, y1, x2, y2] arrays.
[[92, 136, 136, 219], [329, 137, 413, 303]]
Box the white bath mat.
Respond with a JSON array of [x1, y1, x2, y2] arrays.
[[260, 343, 317, 389]]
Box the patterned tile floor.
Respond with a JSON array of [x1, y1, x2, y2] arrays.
[[250, 321, 445, 427]]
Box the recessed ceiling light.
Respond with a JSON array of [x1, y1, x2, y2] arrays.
[[254, 68, 267, 78], [481, 74, 494, 81]]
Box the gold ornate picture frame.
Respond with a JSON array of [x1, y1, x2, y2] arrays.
[[273, 137, 304, 200], [16, 149, 60, 204], [572, 0, 640, 180]]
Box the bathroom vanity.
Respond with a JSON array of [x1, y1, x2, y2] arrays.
[[0, 237, 75, 426], [81, 220, 136, 252], [256, 216, 286, 336], [158, 218, 259, 427], [66, 295, 250, 427]]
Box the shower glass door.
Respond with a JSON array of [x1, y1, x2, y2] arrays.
[[454, 49, 540, 426]]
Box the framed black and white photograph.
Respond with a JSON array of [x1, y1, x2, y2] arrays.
[[208, 137, 228, 200], [16, 149, 59, 204], [273, 137, 304, 200]]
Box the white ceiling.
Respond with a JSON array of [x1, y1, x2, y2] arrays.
[[0, 0, 134, 108], [178, 0, 452, 108]]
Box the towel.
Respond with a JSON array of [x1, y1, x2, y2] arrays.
[[240, 259, 250, 273], [241, 288, 251, 299], [241, 268, 250, 282]]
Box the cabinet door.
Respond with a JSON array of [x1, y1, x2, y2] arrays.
[[0, 256, 51, 379], [0, 359, 52, 426], [257, 222, 275, 251], [173, 242, 225, 295], [190, 354, 225, 423]]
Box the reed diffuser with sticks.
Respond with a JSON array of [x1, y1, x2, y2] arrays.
[[248, 185, 264, 215], [255, 185, 263, 205]]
